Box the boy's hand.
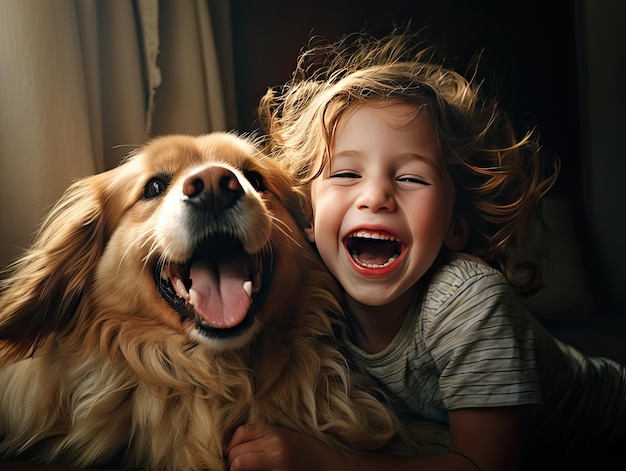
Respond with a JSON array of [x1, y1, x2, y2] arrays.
[[225, 424, 353, 471]]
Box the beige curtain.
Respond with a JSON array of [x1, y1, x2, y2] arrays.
[[0, 0, 236, 270]]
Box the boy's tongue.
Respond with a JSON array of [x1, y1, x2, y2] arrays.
[[352, 239, 397, 265], [189, 255, 250, 328]]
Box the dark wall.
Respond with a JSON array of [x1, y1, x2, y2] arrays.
[[229, 1, 626, 326], [229, 0, 580, 196]]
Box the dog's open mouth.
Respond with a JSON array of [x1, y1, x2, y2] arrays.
[[155, 236, 271, 339]]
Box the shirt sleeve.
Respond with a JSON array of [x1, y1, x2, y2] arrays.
[[422, 260, 543, 410]]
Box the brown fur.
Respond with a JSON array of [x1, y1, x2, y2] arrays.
[[0, 132, 401, 470]]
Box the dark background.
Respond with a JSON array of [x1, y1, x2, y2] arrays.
[[227, 0, 626, 361], [229, 0, 581, 198]]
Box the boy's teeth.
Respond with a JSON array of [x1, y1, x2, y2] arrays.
[[352, 254, 398, 268], [351, 231, 398, 242]]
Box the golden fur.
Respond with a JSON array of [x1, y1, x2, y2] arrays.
[[0, 132, 402, 470]]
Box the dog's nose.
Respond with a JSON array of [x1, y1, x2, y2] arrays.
[[183, 165, 243, 213]]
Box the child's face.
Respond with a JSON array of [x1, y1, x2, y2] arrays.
[[309, 100, 457, 307]]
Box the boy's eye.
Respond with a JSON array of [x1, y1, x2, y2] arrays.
[[397, 176, 431, 185], [330, 171, 360, 179]]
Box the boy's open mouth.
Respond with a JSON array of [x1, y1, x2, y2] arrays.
[[344, 231, 402, 269]]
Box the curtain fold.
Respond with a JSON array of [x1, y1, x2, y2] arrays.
[[0, 0, 236, 270], [150, 0, 230, 136], [0, 0, 97, 268]]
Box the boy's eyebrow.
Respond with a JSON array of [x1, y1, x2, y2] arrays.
[[332, 149, 443, 168], [403, 152, 442, 167]]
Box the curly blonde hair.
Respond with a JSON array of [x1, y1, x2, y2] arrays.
[[258, 29, 558, 294]]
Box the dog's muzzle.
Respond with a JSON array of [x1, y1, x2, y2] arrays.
[[154, 164, 273, 344]]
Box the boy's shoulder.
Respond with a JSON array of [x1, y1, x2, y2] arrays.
[[416, 254, 517, 332], [423, 252, 507, 306], [433, 252, 502, 282]]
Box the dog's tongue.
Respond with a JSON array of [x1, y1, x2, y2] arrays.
[[189, 255, 250, 328]]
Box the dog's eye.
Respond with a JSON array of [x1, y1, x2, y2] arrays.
[[144, 177, 168, 198], [245, 170, 265, 192]]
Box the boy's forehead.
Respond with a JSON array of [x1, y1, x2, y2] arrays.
[[334, 101, 437, 146], [324, 100, 445, 176], [336, 99, 428, 131]]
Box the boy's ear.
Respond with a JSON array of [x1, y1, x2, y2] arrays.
[[444, 216, 468, 252], [305, 224, 315, 243]]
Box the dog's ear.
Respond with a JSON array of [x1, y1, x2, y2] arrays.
[[0, 169, 121, 359]]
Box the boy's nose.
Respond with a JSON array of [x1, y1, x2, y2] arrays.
[[356, 181, 396, 212]]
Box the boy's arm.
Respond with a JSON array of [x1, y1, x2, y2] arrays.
[[226, 407, 521, 471]]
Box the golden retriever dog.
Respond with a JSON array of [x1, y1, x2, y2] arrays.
[[0, 132, 402, 470]]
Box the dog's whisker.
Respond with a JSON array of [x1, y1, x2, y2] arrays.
[[114, 227, 160, 277], [154, 249, 173, 276], [270, 215, 304, 249], [141, 234, 163, 273]]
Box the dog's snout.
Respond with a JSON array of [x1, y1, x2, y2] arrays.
[[183, 165, 243, 213]]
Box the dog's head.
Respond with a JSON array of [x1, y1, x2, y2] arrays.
[[0, 132, 323, 356]]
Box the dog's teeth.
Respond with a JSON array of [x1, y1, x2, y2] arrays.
[[161, 269, 170, 281], [243, 281, 252, 297], [189, 288, 198, 306], [176, 279, 189, 299]]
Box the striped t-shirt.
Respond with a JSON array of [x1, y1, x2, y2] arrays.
[[347, 256, 626, 454]]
